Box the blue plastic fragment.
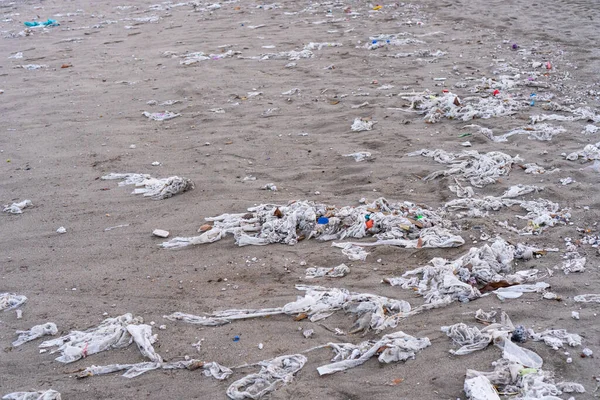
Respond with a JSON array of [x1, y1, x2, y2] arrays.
[[317, 217, 329, 224]]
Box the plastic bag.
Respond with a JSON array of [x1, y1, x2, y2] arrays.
[[0, 293, 27, 311], [3, 200, 33, 214], [227, 354, 306, 400], [2, 390, 61, 400], [12, 323, 58, 347]]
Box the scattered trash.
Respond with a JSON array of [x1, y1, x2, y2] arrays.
[[464, 375, 500, 400], [2, 390, 61, 400], [142, 111, 180, 121], [571, 311, 580, 320], [562, 257, 586, 274], [164, 284, 414, 334], [104, 224, 130, 232], [101, 173, 194, 200], [466, 123, 565, 142], [260, 183, 278, 191], [56, 227, 67, 234], [316, 331, 430, 376], [226, 354, 306, 400], [233, 335, 240, 342], [351, 118, 375, 132], [560, 177, 575, 186], [574, 294, 600, 303], [17, 65, 47, 70], [408, 149, 521, 187], [3, 200, 32, 214], [343, 152, 371, 162], [77, 359, 232, 380], [39, 313, 150, 363], [302, 329, 314, 338], [24, 19, 59, 27], [12, 323, 58, 347], [153, 229, 170, 238], [0, 293, 27, 311], [305, 264, 349, 279], [581, 348, 593, 358], [159, 198, 462, 258]]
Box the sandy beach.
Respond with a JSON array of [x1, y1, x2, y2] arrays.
[[1, 0, 600, 398]]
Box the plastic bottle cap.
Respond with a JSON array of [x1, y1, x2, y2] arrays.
[[317, 217, 329, 224], [233, 336, 240, 342]]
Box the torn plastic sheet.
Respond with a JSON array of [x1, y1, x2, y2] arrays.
[[351, 118, 375, 131], [227, 354, 306, 400], [333, 243, 369, 261], [101, 173, 194, 200], [530, 106, 600, 124], [316, 330, 430, 376], [3, 200, 33, 214], [304, 42, 342, 50], [562, 256, 586, 274], [305, 264, 349, 279], [519, 162, 560, 174], [159, 198, 456, 258], [465, 357, 583, 399], [574, 294, 600, 303], [444, 189, 569, 235], [384, 238, 540, 308], [494, 282, 550, 300], [1, 390, 61, 400], [76, 359, 232, 380], [126, 324, 162, 363], [0, 293, 27, 311], [142, 111, 180, 121], [12, 323, 58, 347], [343, 152, 371, 162], [465, 123, 565, 142], [442, 312, 514, 355], [39, 313, 147, 363], [165, 284, 413, 333], [259, 49, 313, 61], [556, 382, 586, 393], [333, 226, 465, 250], [404, 91, 526, 123], [179, 50, 240, 64], [582, 124, 598, 135], [464, 375, 500, 400], [407, 149, 521, 187], [565, 141, 600, 161], [528, 329, 582, 350]]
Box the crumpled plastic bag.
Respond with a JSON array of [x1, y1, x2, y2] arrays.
[[12, 322, 58, 347], [101, 173, 194, 200], [385, 238, 534, 309], [0, 293, 27, 311], [528, 329, 582, 350], [408, 149, 521, 187], [2, 390, 61, 400], [305, 264, 349, 279], [466, 123, 565, 142], [226, 354, 306, 400], [77, 359, 232, 380], [464, 375, 500, 400], [466, 357, 580, 399], [142, 111, 180, 121], [574, 294, 600, 303], [39, 313, 145, 363], [2, 200, 33, 214], [351, 118, 375, 131], [316, 331, 430, 376]]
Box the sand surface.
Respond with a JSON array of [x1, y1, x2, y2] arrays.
[[1, 0, 600, 398]]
